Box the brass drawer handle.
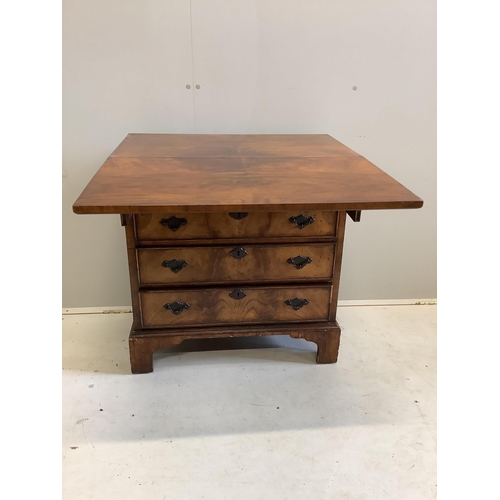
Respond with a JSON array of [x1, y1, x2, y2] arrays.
[[229, 246, 248, 259], [159, 216, 188, 232], [164, 301, 190, 315], [285, 297, 310, 310], [229, 289, 247, 300], [289, 214, 315, 229], [229, 212, 248, 220], [161, 259, 189, 273], [287, 255, 313, 269]]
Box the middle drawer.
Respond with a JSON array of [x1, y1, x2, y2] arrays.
[[137, 243, 334, 285]]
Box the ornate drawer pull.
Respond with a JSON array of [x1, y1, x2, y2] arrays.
[[159, 216, 188, 232], [229, 212, 248, 220], [287, 255, 313, 269], [285, 297, 310, 310], [229, 289, 247, 300], [229, 246, 248, 259], [289, 214, 315, 229], [164, 301, 191, 315], [161, 259, 189, 273]]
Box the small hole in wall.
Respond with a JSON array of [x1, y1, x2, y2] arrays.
[[352, 86, 357, 91]]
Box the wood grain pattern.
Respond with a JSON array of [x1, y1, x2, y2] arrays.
[[137, 244, 334, 285], [135, 211, 336, 241], [73, 134, 424, 372], [112, 133, 359, 158], [238, 244, 333, 282], [290, 328, 341, 363], [72, 134, 423, 214], [329, 211, 347, 321], [138, 246, 238, 285], [140, 286, 330, 328], [124, 216, 142, 330], [129, 321, 341, 373]]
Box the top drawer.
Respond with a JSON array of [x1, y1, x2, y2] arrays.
[[135, 211, 336, 241]]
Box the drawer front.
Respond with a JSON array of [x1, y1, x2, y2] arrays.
[[137, 244, 334, 285], [135, 211, 336, 241], [140, 286, 330, 328]]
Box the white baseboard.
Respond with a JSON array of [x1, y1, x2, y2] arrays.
[[338, 299, 436, 307], [62, 306, 132, 315], [62, 299, 436, 315]]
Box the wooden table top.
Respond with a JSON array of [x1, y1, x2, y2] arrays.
[[73, 134, 423, 214]]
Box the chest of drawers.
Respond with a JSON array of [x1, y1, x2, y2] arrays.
[[73, 134, 422, 373]]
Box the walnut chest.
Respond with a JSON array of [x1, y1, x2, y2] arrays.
[[73, 134, 422, 373]]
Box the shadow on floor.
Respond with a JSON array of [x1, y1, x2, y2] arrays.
[[62, 314, 403, 441], [62, 324, 317, 375], [153, 336, 318, 366]]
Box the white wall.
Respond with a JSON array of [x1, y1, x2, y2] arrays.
[[63, 0, 436, 307]]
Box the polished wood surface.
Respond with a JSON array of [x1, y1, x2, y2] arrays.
[[73, 134, 423, 214], [329, 211, 347, 321], [129, 321, 341, 373], [140, 285, 330, 328], [137, 243, 334, 285], [135, 211, 336, 240], [74, 134, 423, 372], [111, 134, 359, 158], [124, 216, 142, 330]]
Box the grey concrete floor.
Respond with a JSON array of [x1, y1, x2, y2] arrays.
[[62, 305, 436, 499]]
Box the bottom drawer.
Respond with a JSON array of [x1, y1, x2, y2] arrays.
[[140, 285, 330, 328]]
